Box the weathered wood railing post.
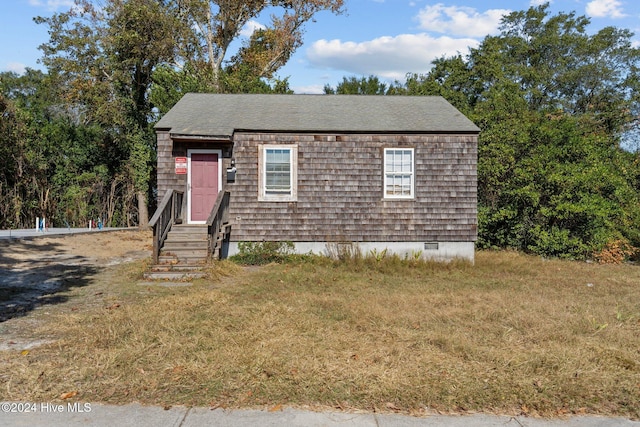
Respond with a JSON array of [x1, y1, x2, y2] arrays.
[[206, 188, 231, 260], [149, 189, 184, 264]]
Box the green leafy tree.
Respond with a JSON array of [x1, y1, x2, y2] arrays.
[[0, 91, 30, 228], [0, 70, 118, 228], [398, 56, 477, 113], [0, 70, 68, 228], [150, 0, 343, 106], [149, 64, 212, 115], [36, 0, 180, 226], [403, 4, 640, 259], [323, 75, 388, 95], [175, 0, 345, 92]]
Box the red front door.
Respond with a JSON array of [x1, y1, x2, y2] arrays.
[[190, 153, 219, 222]]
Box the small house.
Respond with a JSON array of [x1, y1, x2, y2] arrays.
[[153, 94, 479, 263]]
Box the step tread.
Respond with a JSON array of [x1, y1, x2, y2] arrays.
[[170, 227, 208, 232], [150, 264, 204, 272], [143, 271, 206, 280], [165, 236, 208, 241], [161, 248, 208, 254], [159, 261, 208, 265], [162, 244, 209, 251], [159, 254, 208, 262], [163, 239, 209, 244]]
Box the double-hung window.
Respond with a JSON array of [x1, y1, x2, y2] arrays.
[[384, 148, 414, 198], [259, 145, 297, 201]]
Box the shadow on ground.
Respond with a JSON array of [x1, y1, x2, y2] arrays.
[[0, 238, 100, 322]]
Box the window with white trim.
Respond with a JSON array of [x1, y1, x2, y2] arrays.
[[259, 145, 297, 201], [384, 148, 414, 198]]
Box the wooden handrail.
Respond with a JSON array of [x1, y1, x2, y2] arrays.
[[207, 188, 231, 259], [149, 191, 172, 228], [149, 189, 184, 263]]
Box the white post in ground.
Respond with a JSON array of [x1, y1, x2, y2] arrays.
[[42, 217, 45, 232], [88, 220, 92, 230], [36, 217, 39, 231]]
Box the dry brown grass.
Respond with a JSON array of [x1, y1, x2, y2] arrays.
[[1, 251, 639, 418]]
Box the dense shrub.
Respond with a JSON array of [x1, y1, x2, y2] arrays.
[[230, 241, 297, 265]]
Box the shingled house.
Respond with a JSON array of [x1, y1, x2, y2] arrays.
[[152, 93, 479, 263]]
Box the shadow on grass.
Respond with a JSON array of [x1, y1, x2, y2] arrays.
[[0, 238, 100, 322]]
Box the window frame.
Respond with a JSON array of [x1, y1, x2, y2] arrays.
[[258, 144, 298, 202], [383, 147, 415, 199]]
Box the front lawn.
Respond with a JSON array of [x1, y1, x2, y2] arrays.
[[1, 251, 639, 418]]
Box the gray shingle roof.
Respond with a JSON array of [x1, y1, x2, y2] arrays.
[[155, 93, 480, 137]]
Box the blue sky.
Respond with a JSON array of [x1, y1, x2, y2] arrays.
[[2, 0, 639, 94]]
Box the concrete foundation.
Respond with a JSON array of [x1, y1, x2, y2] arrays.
[[228, 241, 475, 263]]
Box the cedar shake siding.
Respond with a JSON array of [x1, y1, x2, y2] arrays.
[[154, 93, 479, 261], [229, 132, 477, 244]]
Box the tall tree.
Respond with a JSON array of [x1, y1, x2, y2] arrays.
[[0, 70, 119, 229], [0, 90, 30, 228], [176, 0, 344, 91], [396, 3, 640, 259], [106, 0, 180, 226], [0, 70, 64, 228], [36, 0, 181, 226]]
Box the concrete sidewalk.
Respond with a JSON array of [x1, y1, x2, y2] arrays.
[[1, 403, 639, 427]]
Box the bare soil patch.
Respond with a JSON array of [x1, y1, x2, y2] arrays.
[[0, 230, 152, 348]]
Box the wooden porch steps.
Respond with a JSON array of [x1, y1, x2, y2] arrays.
[[143, 264, 206, 280], [144, 224, 209, 281], [159, 224, 208, 262], [147, 188, 231, 281]]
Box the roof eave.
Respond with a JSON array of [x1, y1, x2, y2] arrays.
[[170, 133, 233, 141], [232, 128, 479, 134], [164, 129, 480, 138]]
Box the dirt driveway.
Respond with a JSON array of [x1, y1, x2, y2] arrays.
[[0, 230, 151, 349]]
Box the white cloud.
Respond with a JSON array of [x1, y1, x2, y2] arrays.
[[28, 0, 75, 11], [415, 4, 510, 38], [293, 84, 326, 94], [240, 20, 266, 37], [306, 33, 479, 81], [529, 0, 550, 6], [4, 62, 27, 74], [586, 0, 627, 18]]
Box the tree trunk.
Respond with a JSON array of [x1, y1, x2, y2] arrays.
[[107, 177, 120, 227], [137, 190, 149, 227]]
